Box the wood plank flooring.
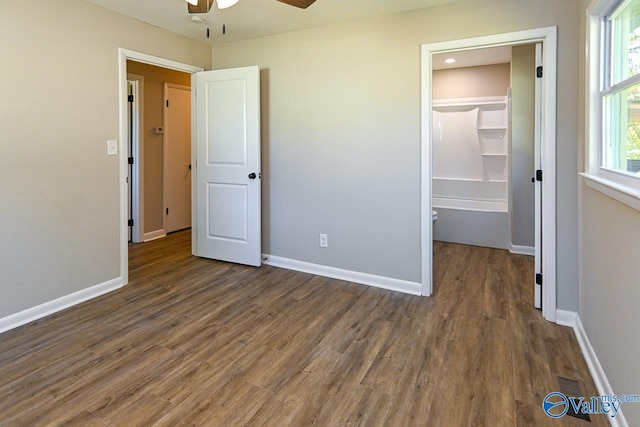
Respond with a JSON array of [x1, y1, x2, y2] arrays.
[[0, 231, 606, 426]]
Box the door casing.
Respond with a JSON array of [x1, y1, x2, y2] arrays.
[[118, 49, 204, 285], [127, 74, 144, 243]]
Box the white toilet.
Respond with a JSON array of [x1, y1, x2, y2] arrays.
[[432, 209, 438, 223]]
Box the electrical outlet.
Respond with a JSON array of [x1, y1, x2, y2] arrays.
[[319, 233, 328, 248]]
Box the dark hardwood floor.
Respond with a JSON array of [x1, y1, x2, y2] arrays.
[[0, 231, 606, 426]]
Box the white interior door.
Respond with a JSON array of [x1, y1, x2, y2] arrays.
[[194, 66, 261, 267], [534, 42, 543, 309], [164, 84, 192, 233]]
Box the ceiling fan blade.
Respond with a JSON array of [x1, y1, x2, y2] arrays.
[[188, 0, 214, 14], [276, 0, 317, 9]]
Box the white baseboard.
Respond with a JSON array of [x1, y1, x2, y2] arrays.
[[555, 309, 578, 327], [509, 244, 535, 256], [562, 310, 629, 427], [0, 278, 124, 334], [143, 229, 166, 242], [262, 254, 422, 296]]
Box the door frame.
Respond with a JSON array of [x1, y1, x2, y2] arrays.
[[118, 48, 203, 285], [163, 82, 192, 234], [127, 74, 144, 243], [420, 27, 558, 322]]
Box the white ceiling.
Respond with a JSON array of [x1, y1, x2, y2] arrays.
[[84, 0, 460, 44], [433, 46, 513, 70]]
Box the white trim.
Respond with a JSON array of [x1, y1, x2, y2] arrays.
[[191, 73, 198, 257], [555, 309, 578, 327], [262, 254, 422, 296], [585, 0, 640, 198], [421, 27, 558, 323], [573, 313, 629, 427], [581, 172, 640, 211], [509, 244, 535, 256], [127, 74, 145, 243], [421, 44, 434, 297], [118, 49, 204, 286], [0, 278, 124, 334], [143, 229, 167, 242]]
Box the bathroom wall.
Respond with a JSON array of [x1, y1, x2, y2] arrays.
[[126, 61, 191, 234], [432, 63, 511, 99], [434, 55, 536, 251], [510, 45, 536, 249], [433, 63, 512, 250]]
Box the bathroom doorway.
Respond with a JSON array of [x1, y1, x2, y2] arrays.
[[421, 27, 558, 322]]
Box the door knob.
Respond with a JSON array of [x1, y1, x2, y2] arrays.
[[248, 172, 257, 180]]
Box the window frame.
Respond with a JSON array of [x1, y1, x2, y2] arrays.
[[584, 0, 640, 211]]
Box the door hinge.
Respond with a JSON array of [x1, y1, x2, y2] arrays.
[[536, 66, 543, 78], [536, 169, 543, 182], [128, 219, 134, 227], [536, 273, 543, 285], [166, 208, 169, 215], [166, 100, 169, 108], [128, 94, 134, 103], [128, 157, 134, 165]]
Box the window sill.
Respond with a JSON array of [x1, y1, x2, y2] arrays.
[[580, 173, 640, 212]]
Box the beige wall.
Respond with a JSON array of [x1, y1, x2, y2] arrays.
[[432, 63, 510, 99], [212, 0, 582, 309], [126, 61, 191, 234], [0, 0, 210, 318]]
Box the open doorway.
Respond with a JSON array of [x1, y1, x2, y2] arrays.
[[118, 49, 204, 284], [126, 61, 193, 244], [119, 50, 263, 285], [421, 27, 558, 322], [430, 43, 539, 306]]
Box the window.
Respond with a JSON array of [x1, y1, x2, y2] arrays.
[[602, 0, 640, 176], [584, 0, 640, 210]]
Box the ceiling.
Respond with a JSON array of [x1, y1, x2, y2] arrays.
[[433, 46, 513, 70], [84, 0, 461, 44]]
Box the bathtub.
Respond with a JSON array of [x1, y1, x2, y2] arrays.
[[433, 196, 510, 250]]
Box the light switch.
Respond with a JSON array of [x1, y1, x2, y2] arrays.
[[107, 140, 118, 156]]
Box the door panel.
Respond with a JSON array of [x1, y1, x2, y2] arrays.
[[195, 66, 261, 267], [207, 81, 248, 165], [207, 183, 248, 242]]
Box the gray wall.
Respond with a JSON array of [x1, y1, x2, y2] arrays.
[[510, 45, 536, 248], [0, 0, 583, 320], [212, 0, 581, 310], [580, 188, 640, 423], [578, 0, 640, 424], [0, 0, 211, 319]]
